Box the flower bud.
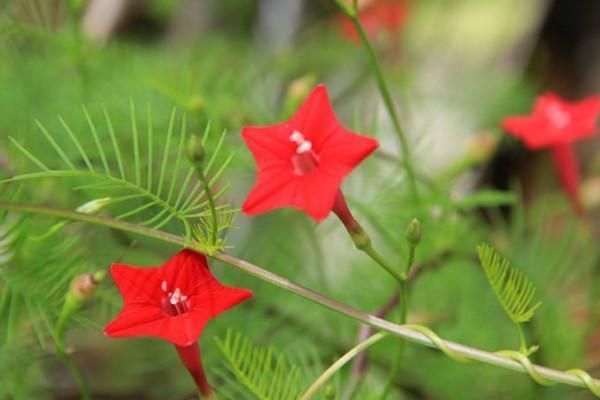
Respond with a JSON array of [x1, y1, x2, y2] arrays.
[[187, 135, 205, 165], [76, 197, 111, 214], [282, 75, 317, 118], [69, 271, 105, 302], [187, 95, 205, 112], [288, 75, 316, 102], [406, 218, 421, 246], [56, 271, 106, 341], [324, 384, 336, 399]]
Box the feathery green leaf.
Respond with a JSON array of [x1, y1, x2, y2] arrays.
[[215, 330, 304, 400], [4, 106, 237, 248], [478, 243, 542, 323]]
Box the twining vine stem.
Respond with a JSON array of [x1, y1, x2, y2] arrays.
[[1, 202, 599, 396], [300, 332, 389, 400]]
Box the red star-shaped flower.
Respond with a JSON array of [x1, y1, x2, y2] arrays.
[[105, 249, 252, 346], [503, 93, 600, 149], [242, 84, 378, 222], [502, 92, 600, 216]]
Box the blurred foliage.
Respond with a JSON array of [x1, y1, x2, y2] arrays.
[[0, 1, 598, 400]]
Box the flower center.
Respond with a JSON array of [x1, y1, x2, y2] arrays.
[[289, 130, 318, 175], [545, 103, 570, 130], [160, 280, 190, 316]]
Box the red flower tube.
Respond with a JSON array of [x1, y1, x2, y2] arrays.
[[503, 93, 600, 216], [242, 84, 378, 223], [104, 249, 252, 397]]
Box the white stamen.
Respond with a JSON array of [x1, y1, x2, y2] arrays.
[[161, 281, 168, 292], [297, 141, 312, 154], [169, 288, 182, 305], [290, 130, 305, 144], [290, 130, 313, 154]]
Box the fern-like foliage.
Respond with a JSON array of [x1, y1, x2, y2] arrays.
[[215, 329, 304, 400], [4, 102, 236, 248], [477, 243, 542, 323], [0, 204, 85, 347]]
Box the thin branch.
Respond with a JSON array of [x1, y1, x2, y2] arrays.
[[344, 259, 436, 399], [0, 201, 598, 396], [300, 332, 389, 400], [332, 0, 418, 200]]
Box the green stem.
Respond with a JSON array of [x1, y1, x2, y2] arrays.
[[405, 245, 416, 276], [55, 305, 71, 344], [52, 323, 92, 400], [192, 166, 218, 245], [332, 0, 356, 17], [1, 202, 599, 395], [56, 345, 92, 400], [378, 282, 407, 400], [300, 332, 388, 400], [334, 1, 418, 200], [516, 323, 528, 354], [380, 241, 416, 399], [333, 191, 404, 283], [362, 244, 406, 283]]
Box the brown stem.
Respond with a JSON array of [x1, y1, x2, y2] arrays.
[[175, 344, 215, 399]]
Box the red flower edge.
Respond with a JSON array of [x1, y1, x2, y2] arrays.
[[502, 92, 600, 150], [502, 92, 600, 217], [104, 249, 252, 346], [242, 84, 378, 222]]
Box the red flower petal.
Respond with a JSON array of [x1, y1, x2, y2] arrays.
[[190, 283, 253, 319], [242, 167, 297, 215], [104, 250, 252, 346], [110, 264, 163, 306], [242, 84, 379, 222], [502, 115, 549, 149], [161, 249, 217, 296], [242, 124, 295, 172], [503, 92, 600, 149], [319, 127, 379, 176], [287, 85, 339, 151], [502, 92, 599, 216], [104, 303, 168, 339], [564, 95, 600, 141]]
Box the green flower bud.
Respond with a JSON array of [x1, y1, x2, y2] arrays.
[[76, 197, 111, 214], [406, 218, 421, 246], [323, 384, 336, 400], [56, 271, 106, 341], [187, 134, 205, 165], [93, 270, 106, 283], [187, 95, 205, 112], [282, 74, 317, 118]]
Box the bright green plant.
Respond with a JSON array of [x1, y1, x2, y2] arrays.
[[1, 1, 600, 399]]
